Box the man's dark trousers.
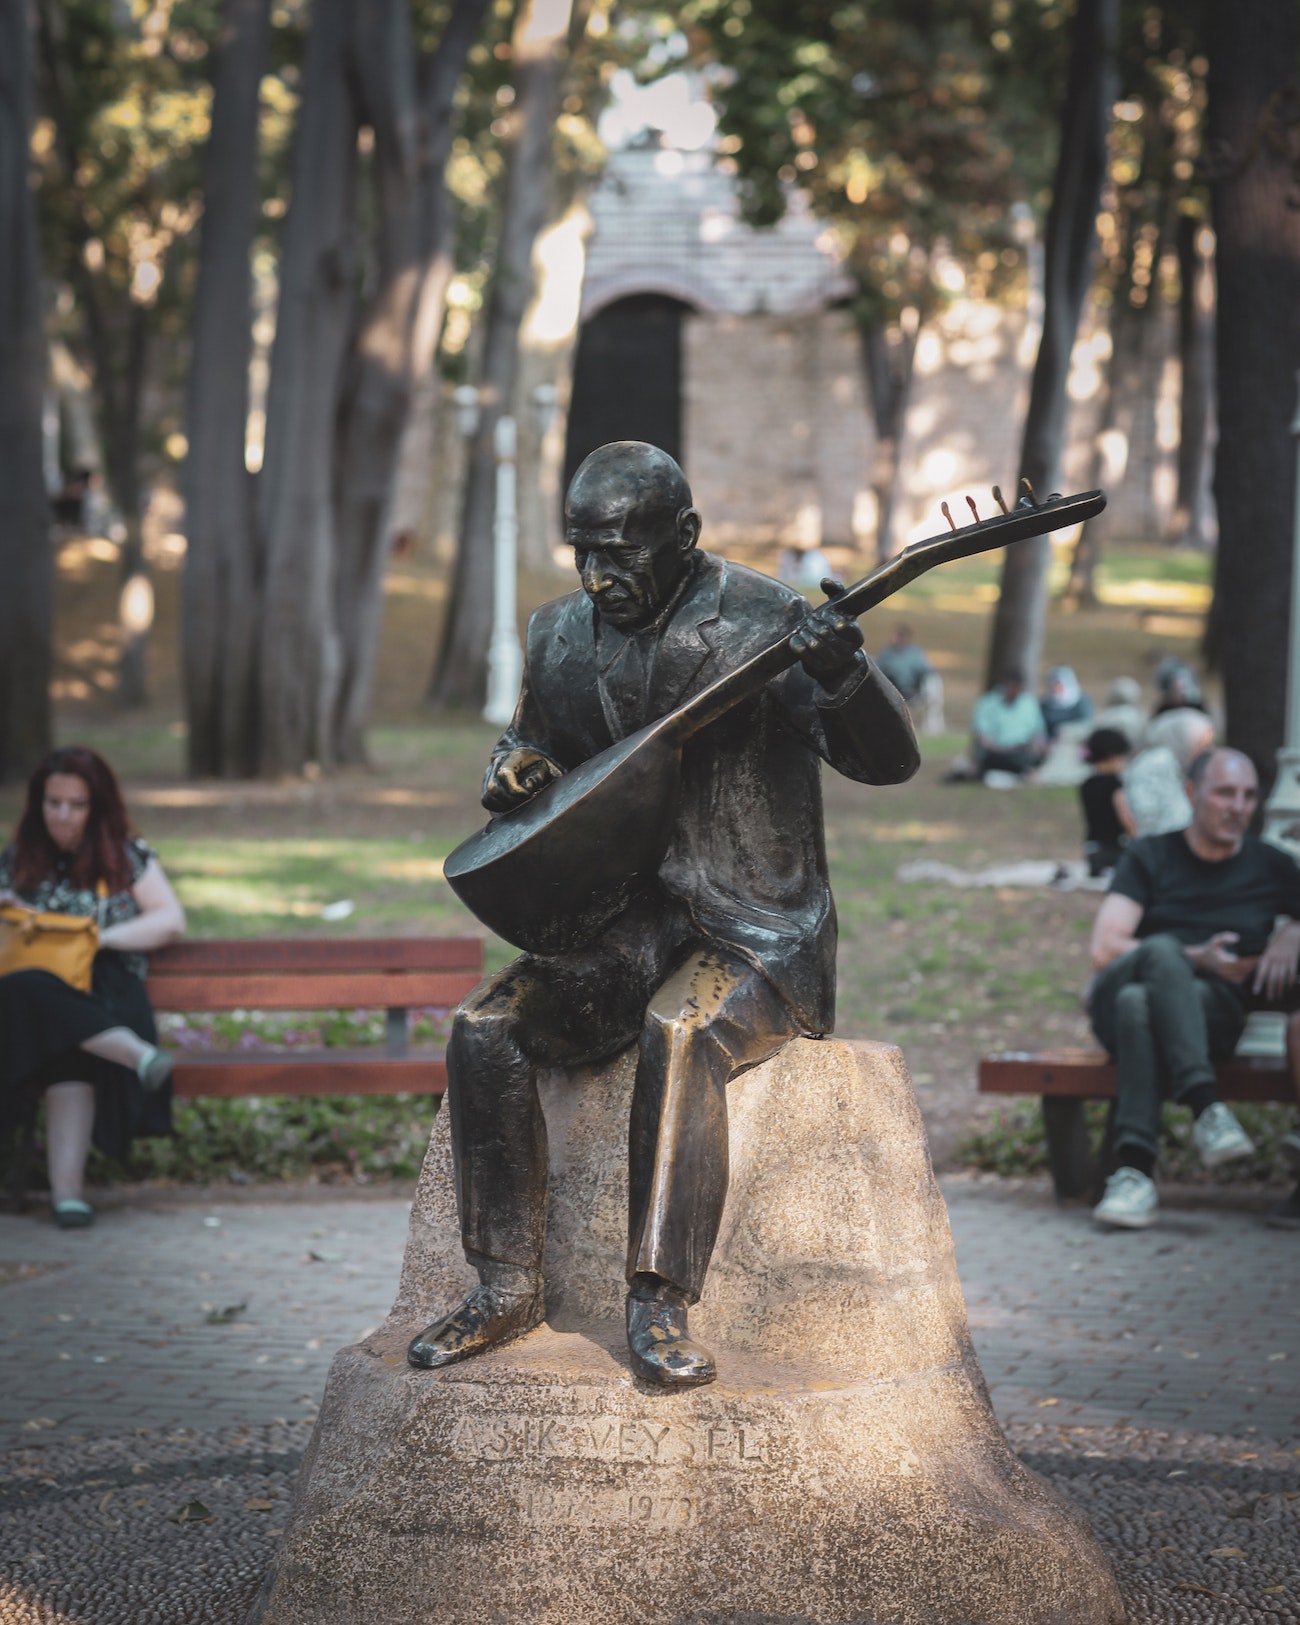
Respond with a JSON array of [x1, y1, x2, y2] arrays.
[[1089, 933, 1245, 1159]]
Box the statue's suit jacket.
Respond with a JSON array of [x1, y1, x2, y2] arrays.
[[490, 550, 920, 1033]]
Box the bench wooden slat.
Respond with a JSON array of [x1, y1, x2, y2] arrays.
[[979, 1050, 1293, 1104], [173, 1050, 447, 1099], [150, 970, 481, 1012], [150, 938, 482, 974]]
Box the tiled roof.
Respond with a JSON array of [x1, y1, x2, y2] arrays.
[[582, 146, 853, 319]]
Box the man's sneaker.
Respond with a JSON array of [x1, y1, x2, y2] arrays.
[[1278, 1130, 1300, 1176], [1092, 1167, 1159, 1229], [1192, 1102, 1255, 1168]]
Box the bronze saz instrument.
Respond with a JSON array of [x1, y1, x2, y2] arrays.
[[444, 485, 1106, 954]]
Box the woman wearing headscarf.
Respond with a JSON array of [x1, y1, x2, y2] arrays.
[[1039, 665, 1095, 739]]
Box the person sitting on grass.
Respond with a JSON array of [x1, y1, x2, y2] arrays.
[[1088, 747, 1300, 1230], [0, 747, 185, 1228], [1079, 728, 1137, 877], [875, 623, 934, 707], [1092, 676, 1146, 752], [1039, 665, 1094, 740], [970, 669, 1048, 783]]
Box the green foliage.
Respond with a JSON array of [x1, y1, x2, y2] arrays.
[[438, 0, 643, 378], [92, 1094, 440, 1185], [677, 0, 1070, 324], [1, 1087, 440, 1190], [957, 1099, 1299, 1185], [33, 0, 223, 488], [955, 1099, 1061, 1177]]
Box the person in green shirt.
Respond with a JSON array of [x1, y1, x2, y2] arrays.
[[970, 669, 1048, 781]]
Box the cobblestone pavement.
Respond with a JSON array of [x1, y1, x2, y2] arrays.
[[0, 1190, 408, 1449], [0, 1176, 1297, 1622], [945, 1173, 1300, 1441]]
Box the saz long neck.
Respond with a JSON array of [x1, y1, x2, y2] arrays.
[[675, 489, 1106, 744]]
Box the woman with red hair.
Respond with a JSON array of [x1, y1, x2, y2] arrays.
[[0, 746, 185, 1226]]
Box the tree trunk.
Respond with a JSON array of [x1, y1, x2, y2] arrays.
[[1062, 298, 1142, 609], [330, 0, 489, 764], [0, 0, 52, 782], [428, 0, 585, 711], [182, 0, 269, 777], [983, 0, 1118, 689], [1170, 211, 1216, 549], [111, 291, 150, 707], [1206, 0, 1300, 791], [256, 0, 357, 776], [858, 315, 919, 565]]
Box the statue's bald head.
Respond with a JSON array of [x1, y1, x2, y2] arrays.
[[564, 442, 702, 630], [566, 441, 693, 531]]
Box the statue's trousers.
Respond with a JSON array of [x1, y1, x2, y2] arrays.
[[446, 891, 794, 1303]]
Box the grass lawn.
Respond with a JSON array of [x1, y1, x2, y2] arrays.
[[12, 535, 1292, 1191]]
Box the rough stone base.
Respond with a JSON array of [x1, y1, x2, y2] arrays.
[[250, 1040, 1124, 1625]]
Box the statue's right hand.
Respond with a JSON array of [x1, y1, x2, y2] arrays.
[[482, 747, 564, 812]]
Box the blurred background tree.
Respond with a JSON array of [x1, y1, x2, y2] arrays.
[[681, 0, 1067, 567], [33, 0, 217, 705], [0, 0, 53, 782], [5, 0, 1298, 786]]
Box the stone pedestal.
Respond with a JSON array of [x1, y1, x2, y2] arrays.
[[250, 1039, 1123, 1625]]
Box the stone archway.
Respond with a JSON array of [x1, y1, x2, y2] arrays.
[[563, 293, 693, 493]]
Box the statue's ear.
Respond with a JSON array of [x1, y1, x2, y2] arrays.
[[676, 507, 702, 552]]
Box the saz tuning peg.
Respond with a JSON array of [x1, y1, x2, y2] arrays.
[[992, 485, 1009, 514], [965, 496, 980, 523], [940, 501, 957, 532]]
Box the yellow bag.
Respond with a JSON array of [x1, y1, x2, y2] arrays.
[[0, 882, 106, 993]]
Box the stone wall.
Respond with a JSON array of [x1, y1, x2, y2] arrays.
[[682, 297, 1186, 558], [683, 308, 873, 551]]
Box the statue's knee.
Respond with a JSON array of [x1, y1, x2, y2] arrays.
[[642, 1001, 704, 1057], [452, 986, 518, 1050]]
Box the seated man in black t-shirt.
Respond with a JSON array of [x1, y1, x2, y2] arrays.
[[1087, 747, 1300, 1229]]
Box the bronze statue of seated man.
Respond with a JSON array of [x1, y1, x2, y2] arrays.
[[408, 441, 920, 1387]]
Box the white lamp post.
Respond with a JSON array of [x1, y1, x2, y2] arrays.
[[451, 383, 482, 439], [483, 411, 523, 727], [480, 383, 560, 727], [1263, 369, 1300, 858]]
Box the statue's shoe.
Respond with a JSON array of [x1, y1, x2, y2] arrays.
[[407, 1283, 544, 1370], [626, 1295, 716, 1388]]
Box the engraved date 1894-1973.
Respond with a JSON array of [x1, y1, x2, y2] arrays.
[[522, 1487, 702, 1528]]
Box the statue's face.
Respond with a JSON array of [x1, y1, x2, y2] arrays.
[[567, 488, 698, 631]]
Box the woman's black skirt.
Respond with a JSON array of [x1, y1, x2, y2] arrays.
[[0, 952, 171, 1161]]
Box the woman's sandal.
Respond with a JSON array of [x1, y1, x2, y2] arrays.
[[52, 1199, 95, 1229]]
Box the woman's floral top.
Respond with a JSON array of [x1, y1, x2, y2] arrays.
[[0, 837, 154, 979]]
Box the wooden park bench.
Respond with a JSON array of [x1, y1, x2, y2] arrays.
[[978, 1046, 1294, 1202], [5, 936, 484, 1203], [150, 936, 483, 1099]]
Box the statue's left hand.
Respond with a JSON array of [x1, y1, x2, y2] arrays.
[[482, 747, 565, 812], [790, 579, 864, 686]]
